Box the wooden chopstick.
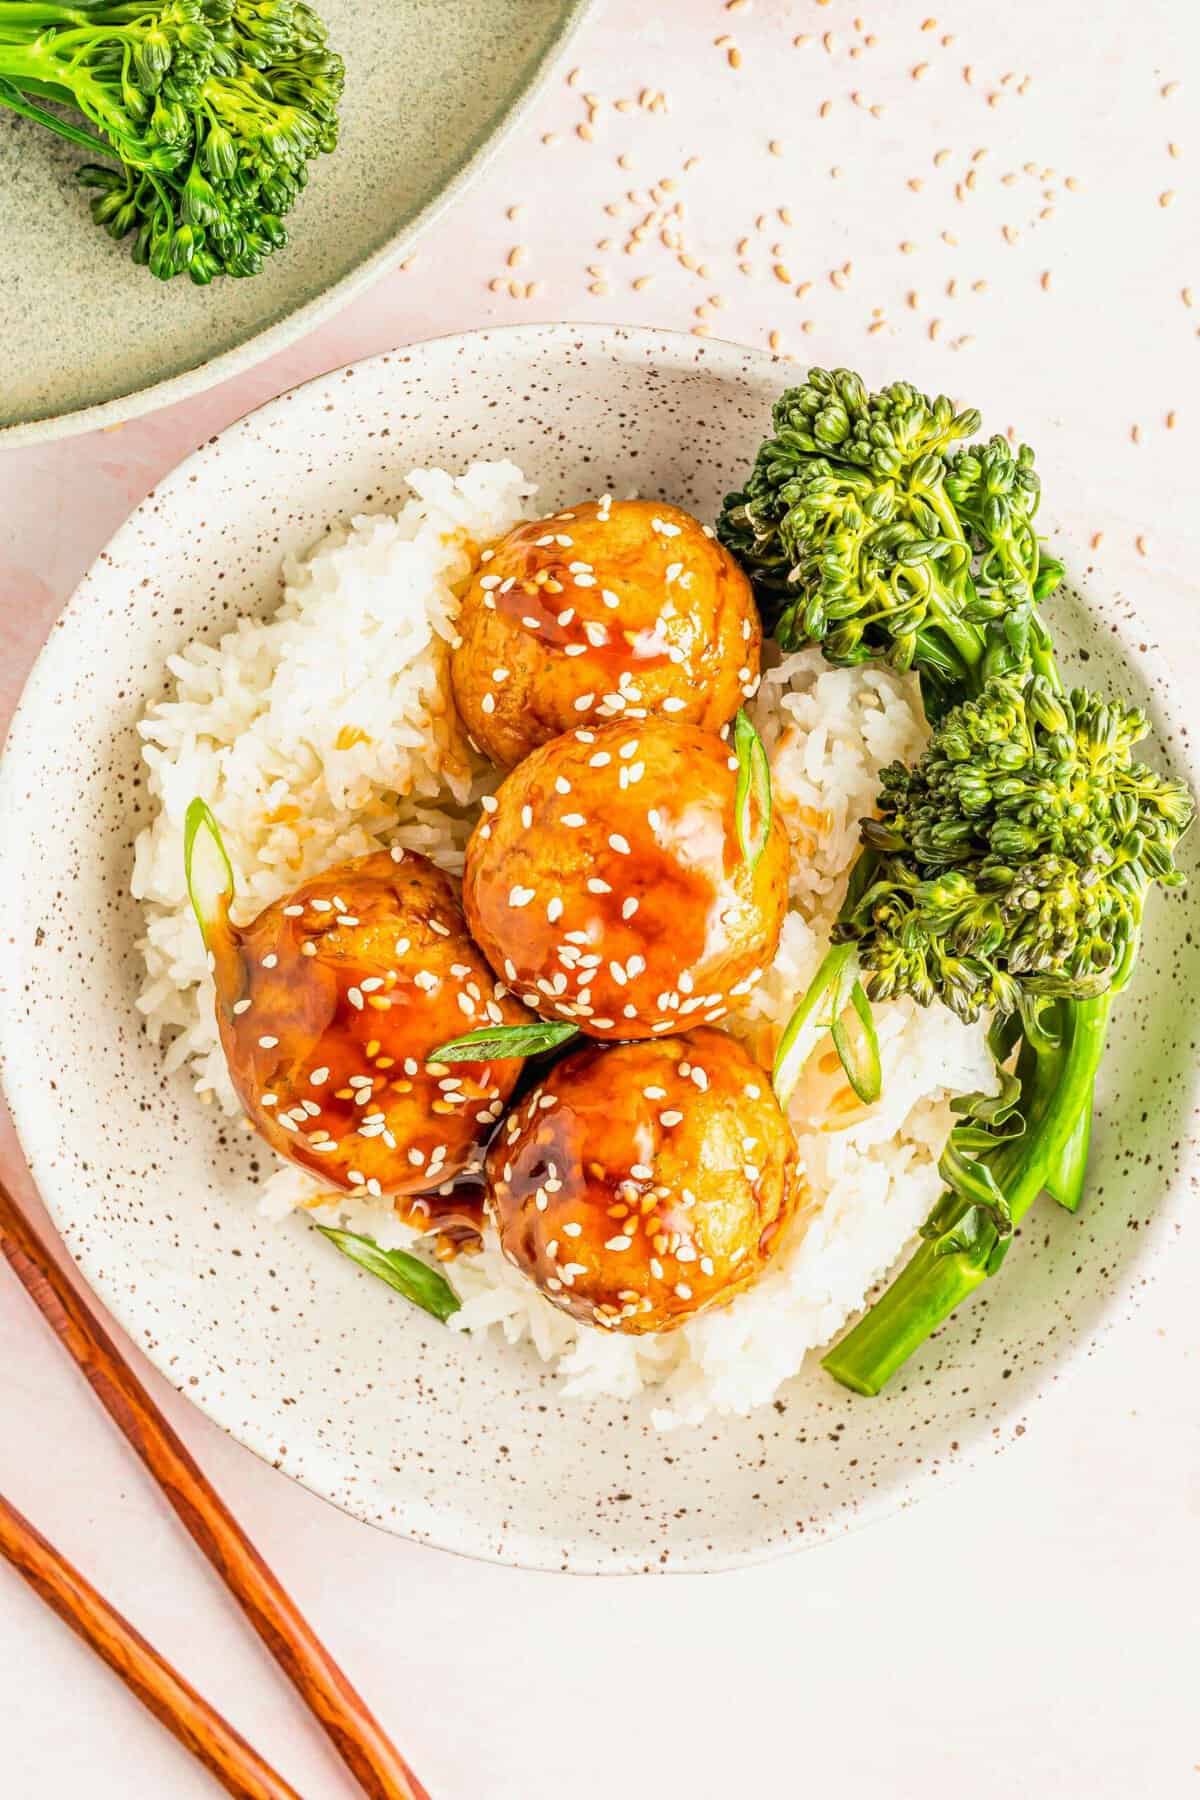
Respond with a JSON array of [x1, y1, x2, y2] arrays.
[[0, 1490, 303, 1800], [0, 1175, 430, 1800]]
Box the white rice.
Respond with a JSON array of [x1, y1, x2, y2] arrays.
[[132, 462, 994, 1429]]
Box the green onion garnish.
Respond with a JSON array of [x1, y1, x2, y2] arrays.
[[316, 1225, 461, 1323], [830, 969, 882, 1106], [733, 709, 772, 869], [429, 1020, 580, 1063], [772, 942, 881, 1107], [183, 796, 234, 948]]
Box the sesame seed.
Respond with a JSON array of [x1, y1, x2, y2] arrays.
[[660, 1110, 684, 1127], [233, 998, 252, 1015], [258, 1035, 279, 1049], [605, 1235, 633, 1251], [674, 1283, 693, 1301], [609, 833, 631, 855], [283, 904, 303, 916], [309, 1067, 329, 1086], [562, 812, 587, 828], [630, 1163, 654, 1180]]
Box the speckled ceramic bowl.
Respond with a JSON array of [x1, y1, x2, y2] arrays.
[[0, 0, 588, 443], [1, 325, 1196, 1573]]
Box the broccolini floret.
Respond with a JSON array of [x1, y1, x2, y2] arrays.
[[0, 0, 343, 282], [721, 367, 1194, 1395], [845, 673, 1193, 1021], [717, 367, 1064, 710]]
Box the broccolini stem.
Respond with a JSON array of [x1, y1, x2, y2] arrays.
[[910, 470, 970, 557], [0, 42, 133, 146], [923, 587, 988, 684], [1043, 1077, 1093, 1213], [822, 992, 1111, 1394], [1027, 615, 1062, 692], [0, 71, 109, 151]]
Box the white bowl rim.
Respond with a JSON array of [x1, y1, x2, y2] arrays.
[[2, 321, 1197, 1574]]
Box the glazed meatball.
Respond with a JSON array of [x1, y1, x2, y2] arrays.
[[462, 718, 789, 1039], [207, 849, 530, 1198], [486, 1029, 802, 1333], [450, 497, 761, 768]]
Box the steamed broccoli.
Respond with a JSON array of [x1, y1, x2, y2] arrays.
[[723, 368, 1194, 1395], [847, 673, 1192, 1022], [0, 0, 343, 282], [717, 367, 1064, 712]]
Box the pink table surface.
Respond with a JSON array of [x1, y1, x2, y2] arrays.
[[2, 4, 1198, 1798]]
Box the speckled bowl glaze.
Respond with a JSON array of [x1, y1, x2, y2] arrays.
[[1, 326, 1196, 1574], [0, 0, 588, 443]]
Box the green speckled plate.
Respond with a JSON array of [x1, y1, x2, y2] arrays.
[[0, 0, 587, 444]]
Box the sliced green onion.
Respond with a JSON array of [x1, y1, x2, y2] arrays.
[[831, 975, 882, 1105], [772, 942, 854, 1105], [733, 709, 772, 869], [316, 1225, 461, 1323], [184, 796, 234, 948], [430, 1020, 580, 1063], [773, 942, 882, 1108]]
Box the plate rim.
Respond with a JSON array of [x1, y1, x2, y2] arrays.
[[2, 321, 1197, 1573], [0, 0, 591, 448]]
